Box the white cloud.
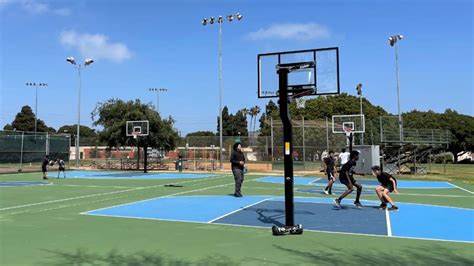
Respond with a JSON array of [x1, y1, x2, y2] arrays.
[[60, 31, 132, 63], [0, 0, 70, 16], [247, 23, 330, 41]]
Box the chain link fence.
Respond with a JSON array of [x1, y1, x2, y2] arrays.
[[0, 130, 71, 173]]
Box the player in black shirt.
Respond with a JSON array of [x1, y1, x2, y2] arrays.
[[323, 151, 336, 195], [371, 166, 399, 211], [333, 150, 365, 208], [230, 142, 246, 197], [41, 155, 50, 180]]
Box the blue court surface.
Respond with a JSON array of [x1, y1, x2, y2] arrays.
[[48, 171, 215, 179], [256, 176, 456, 189], [297, 187, 376, 195], [0, 181, 50, 187], [83, 195, 474, 243]]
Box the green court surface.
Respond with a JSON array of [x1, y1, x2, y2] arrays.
[[0, 171, 473, 265]]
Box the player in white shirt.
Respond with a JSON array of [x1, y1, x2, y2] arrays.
[[338, 148, 350, 165]]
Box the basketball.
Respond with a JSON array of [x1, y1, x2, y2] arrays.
[[49, 160, 55, 166]]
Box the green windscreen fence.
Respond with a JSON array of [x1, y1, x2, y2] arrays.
[[0, 130, 71, 173]]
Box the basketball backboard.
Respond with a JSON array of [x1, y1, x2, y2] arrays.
[[126, 120, 149, 137], [258, 47, 340, 98], [332, 114, 365, 134]]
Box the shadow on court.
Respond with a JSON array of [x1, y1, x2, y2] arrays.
[[41, 248, 240, 266], [273, 244, 473, 265]]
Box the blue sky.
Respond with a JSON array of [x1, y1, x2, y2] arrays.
[[0, 0, 472, 135]]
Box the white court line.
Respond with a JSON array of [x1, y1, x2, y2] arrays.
[[83, 206, 473, 244], [0, 175, 228, 212], [449, 183, 474, 194], [80, 181, 236, 214], [207, 198, 271, 223], [308, 178, 322, 184], [385, 208, 392, 237], [57, 184, 141, 189]]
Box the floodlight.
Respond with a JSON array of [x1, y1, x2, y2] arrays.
[[236, 13, 243, 20], [209, 17, 215, 24], [218, 16, 223, 23], [356, 83, 362, 95], [202, 18, 207, 26], [398, 34, 404, 39], [66, 57, 76, 65], [85, 58, 94, 66], [227, 15, 234, 22]]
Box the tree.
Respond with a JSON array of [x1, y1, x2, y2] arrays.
[[3, 105, 55, 132], [186, 131, 216, 137], [91, 99, 179, 151], [258, 100, 279, 136], [57, 124, 98, 146], [217, 106, 248, 136]]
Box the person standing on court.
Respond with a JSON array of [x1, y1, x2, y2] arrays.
[[57, 157, 66, 179], [41, 155, 50, 180], [334, 150, 365, 208], [338, 148, 350, 167], [230, 142, 245, 197], [323, 151, 336, 195]]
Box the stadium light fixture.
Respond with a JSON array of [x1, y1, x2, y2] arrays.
[[201, 12, 243, 170], [66, 56, 95, 169], [148, 88, 168, 113], [66, 57, 76, 65], [84, 58, 94, 66], [25, 82, 48, 134]]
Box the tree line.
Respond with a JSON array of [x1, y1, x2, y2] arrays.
[[3, 94, 473, 157]]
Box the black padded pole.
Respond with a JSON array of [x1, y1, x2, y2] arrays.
[[278, 68, 294, 227]]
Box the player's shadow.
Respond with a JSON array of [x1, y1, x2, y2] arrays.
[[245, 207, 314, 227]]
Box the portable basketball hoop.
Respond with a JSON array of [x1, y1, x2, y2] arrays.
[[257, 47, 341, 236]]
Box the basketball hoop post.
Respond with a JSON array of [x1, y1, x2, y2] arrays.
[[277, 67, 295, 228]]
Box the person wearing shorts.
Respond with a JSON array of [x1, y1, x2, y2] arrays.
[[41, 155, 49, 180], [57, 158, 66, 179], [371, 165, 399, 211], [230, 142, 245, 197], [334, 150, 365, 208], [323, 151, 336, 195]]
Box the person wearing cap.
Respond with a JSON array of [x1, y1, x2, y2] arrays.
[[230, 142, 245, 197]]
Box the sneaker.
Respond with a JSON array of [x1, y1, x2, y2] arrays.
[[237, 192, 243, 197], [324, 190, 329, 195], [333, 198, 341, 208], [354, 202, 363, 208], [388, 205, 399, 211], [328, 192, 333, 195], [378, 203, 387, 209]]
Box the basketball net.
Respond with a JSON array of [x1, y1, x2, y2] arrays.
[[132, 132, 138, 139], [344, 127, 353, 138], [295, 98, 306, 109]]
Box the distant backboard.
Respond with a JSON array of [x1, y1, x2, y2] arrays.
[[258, 47, 340, 98], [126, 120, 149, 137], [332, 114, 365, 134]]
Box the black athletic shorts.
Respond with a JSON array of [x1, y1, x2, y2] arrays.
[[59, 167, 65, 171], [42, 167, 47, 173], [326, 171, 334, 180], [382, 184, 394, 192], [340, 177, 360, 189]]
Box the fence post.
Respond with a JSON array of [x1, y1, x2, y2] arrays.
[[45, 132, 50, 156], [19, 132, 25, 172], [325, 117, 329, 152], [379, 117, 383, 143], [302, 116, 305, 163], [270, 117, 274, 162]]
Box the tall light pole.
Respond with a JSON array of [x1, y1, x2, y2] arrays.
[[202, 12, 243, 170], [66, 57, 94, 169], [356, 83, 363, 145], [148, 88, 167, 113], [25, 82, 48, 134], [388, 34, 404, 143]]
